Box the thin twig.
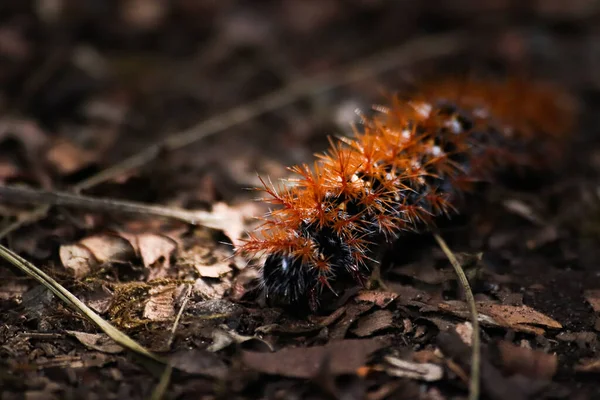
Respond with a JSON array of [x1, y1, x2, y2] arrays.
[[0, 184, 224, 227], [166, 284, 192, 349], [433, 233, 480, 400]]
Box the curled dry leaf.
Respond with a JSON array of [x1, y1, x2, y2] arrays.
[[45, 139, 98, 175], [66, 331, 124, 354], [383, 355, 444, 382], [59, 244, 97, 278], [59, 234, 135, 277], [351, 310, 395, 337], [584, 290, 600, 313], [59, 232, 181, 279], [137, 233, 177, 279], [208, 325, 273, 353], [438, 301, 562, 335], [355, 290, 398, 308], [575, 358, 600, 373], [241, 338, 389, 378], [455, 322, 473, 346], [496, 340, 557, 380], [168, 349, 228, 379]]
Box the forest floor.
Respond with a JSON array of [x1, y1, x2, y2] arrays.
[[2, 1, 600, 399]]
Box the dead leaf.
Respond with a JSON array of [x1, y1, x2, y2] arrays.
[[575, 358, 600, 373], [0, 279, 30, 301], [455, 322, 473, 346], [59, 244, 97, 278], [383, 355, 443, 382], [355, 290, 398, 308], [137, 233, 177, 279], [168, 349, 228, 379], [81, 285, 113, 314], [496, 340, 557, 380], [438, 301, 562, 334], [45, 139, 98, 174], [194, 262, 232, 278], [330, 302, 374, 339], [208, 325, 273, 353], [143, 285, 177, 321], [79, 234, 136, 264], [66, 331, 124, 354], [584, 290, 600, 313], [351, 310, 394, 337], [478, 303, 562, 333], [241, 338, 389, 378]]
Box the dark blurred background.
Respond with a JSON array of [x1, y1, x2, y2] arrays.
[[0, 0, 598, 204]]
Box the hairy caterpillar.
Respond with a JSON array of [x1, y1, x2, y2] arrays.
[[238, 77, 576, 312]]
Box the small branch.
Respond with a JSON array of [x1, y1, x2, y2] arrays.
[[433, 233, 480, 400], [0, 184, 224, 228]]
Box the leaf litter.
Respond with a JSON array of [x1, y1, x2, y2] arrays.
[[1, 2, 600, 400]]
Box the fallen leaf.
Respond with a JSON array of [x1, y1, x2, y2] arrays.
[[137, 233, 177, 279], [59, 244, 98, 278], [79, 234, 136, 264], [330, 302, 374, 339], [584, 290, 600, 313], [81, 285, 113, 314], [45, 139, 97, 174], [208, 325, 273, 353], [575, 358, 600, 373], [438, 301, 562, 334], [194, 262, 232, 278], [455, 322, 473, 346], [355, 290, 398, 308], [496, 341, 557, 380], [383, 355, 443, 382], [351, 310, 394, 337], [168, 349, 228, 379], [478, 303, 562, 333], [66, 331, 124, 354], [143, 285, 177, 321], [241, 338, 389, 378]]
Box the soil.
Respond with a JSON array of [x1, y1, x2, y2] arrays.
[[2, 1, 600, 400]]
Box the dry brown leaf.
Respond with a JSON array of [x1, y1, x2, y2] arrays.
[[355, 290, 398, 308], [66, 331, 124, 354], [143, 285, 177, 321], [575, 358, 600, 373], [351, 310, 395, 337], [137, 233, 177, 279], [478, 302, 562, 333], [0, 279, 29, 301], [194, 262, 232, 278], [438, 301, 562, 334], [168, 349, 228, 379], [584, 290, 600, 313], [496, 340, 557, 380], [79, 234, 136, 264], [59, 244, 98, 278], [241, 338, 389, 378], [455, 322, 473, 346], [45, 139, 98, 174], [81, 285, 113, 314]]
